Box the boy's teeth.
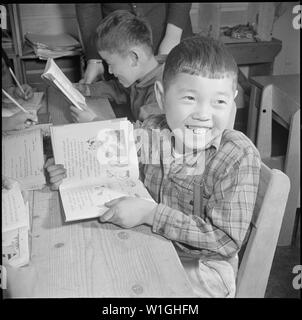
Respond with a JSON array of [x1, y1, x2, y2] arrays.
[[192, 128, 207, 135]]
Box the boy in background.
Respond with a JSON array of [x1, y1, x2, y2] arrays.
[[71, 10, 164, 123], [47, 36, 261, 297]]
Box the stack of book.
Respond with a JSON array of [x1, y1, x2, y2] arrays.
[[24, 32, 82, 60], [2, 127, 46, 268], [2, 180, 31, 267]]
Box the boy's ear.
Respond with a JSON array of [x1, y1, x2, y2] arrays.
[[129, 48, 139, 67], [234, 89, 238, 99], [154, 81, 165, 111]]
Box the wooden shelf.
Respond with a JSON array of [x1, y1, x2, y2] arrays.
[[6, 4, 82, 86]]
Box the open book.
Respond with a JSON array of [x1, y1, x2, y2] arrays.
[[2, 128, 46, 190], [50, 118, 154, 222], [41, 58, 85, 111], [2, 180, 31, 267]]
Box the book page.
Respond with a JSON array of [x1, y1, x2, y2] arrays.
[[2, 181, 29, 232], [51, 119, 139, 187], [2, 128, 46, 190], [60, 178, 154, 222], [42, 58, 85, 110]]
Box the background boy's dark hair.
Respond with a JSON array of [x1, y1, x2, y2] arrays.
[[95, 10, 153, 57], [163, 36, 238, 91]]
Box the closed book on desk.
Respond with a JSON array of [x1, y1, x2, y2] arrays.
[[50, 118, 154, 222], [2, 128, 46, 190]]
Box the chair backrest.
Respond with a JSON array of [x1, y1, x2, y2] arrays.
[[256, 84, 300, 159], [236, 163, 290, 298]]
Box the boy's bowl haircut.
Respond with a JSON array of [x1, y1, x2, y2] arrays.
[[95, 10, 153, 56], [163, 36, 238, 92]]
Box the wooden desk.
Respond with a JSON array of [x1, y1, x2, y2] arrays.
[[7, 88, 196, 298], [46, 86, 116, 125], [225, 38, 282, 76], [223, 38, 282, 131]]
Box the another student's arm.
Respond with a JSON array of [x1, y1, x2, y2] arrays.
[[77, 80, 129, 104], [2, 111, 37, 131], [75, 4, 103, 61], [75, 4, 104, 83], [158, 3, 192, 55]]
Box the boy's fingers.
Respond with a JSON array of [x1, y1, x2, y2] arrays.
[[47, 166, 66, 176], [78, 103, 87, 110], [104, 197, 127, 207], [50, 182, 61, 191], [70, 105, 81, 113], [2, 176, 13, 189], [46, 164, 64, 174], [49, 173, 66, 184], [99, 208, 115, 222], [44, 157, 55, 168], [48, 166, 66, 176]]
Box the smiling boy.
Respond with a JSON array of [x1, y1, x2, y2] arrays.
[[99, 36, 261, 297], [47, 36, 261, 297], [71, 10, 164, 123]]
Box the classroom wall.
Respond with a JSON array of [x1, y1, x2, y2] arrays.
[[272, 2, 300, 75], [19, 4, 78, 39]]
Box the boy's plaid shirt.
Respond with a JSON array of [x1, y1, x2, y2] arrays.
[[137, 115, 261, 260]]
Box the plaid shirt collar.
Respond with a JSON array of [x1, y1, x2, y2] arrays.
[[157, 120, 222, 177]]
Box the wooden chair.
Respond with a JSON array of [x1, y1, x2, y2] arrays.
[[255, 84, 300, 246], [236, 163, 290, 297]]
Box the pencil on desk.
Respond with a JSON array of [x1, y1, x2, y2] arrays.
[[2, 88, 29, 113], [8, 67, 26, 96]]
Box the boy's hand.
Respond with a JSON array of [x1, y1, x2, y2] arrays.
[[158, 24, 182, 55], [44, 158, 67, 190], [2, 176, 28, 203], [15, 84, 34, 100], [73, 82, 91, 96], [99, 197, 157, 228], [2, 176, 13, 190], [70, 103, 97, 123]]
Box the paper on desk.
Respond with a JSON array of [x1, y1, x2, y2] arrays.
[[2, 128, 46, 190], [2, 180, 30, 232]]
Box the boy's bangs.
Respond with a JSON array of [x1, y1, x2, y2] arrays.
[[179, 64, 237, 80]]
